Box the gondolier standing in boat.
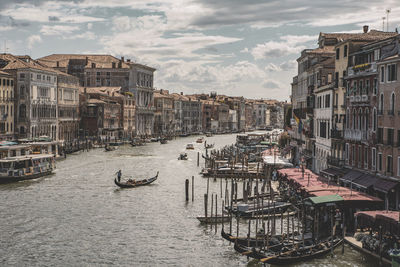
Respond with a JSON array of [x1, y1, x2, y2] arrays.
[[117, 170, 122, 182]]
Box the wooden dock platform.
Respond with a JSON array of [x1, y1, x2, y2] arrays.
[[344, 236, 391, 266]]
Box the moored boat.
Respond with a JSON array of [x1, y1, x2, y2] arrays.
[[0, 154, 56, 184], [186, 143, 194, 150], [178, 153, 188, 160], [160, 138, 167, 144], [196, 137, 204, 143], [197, 215, 230, 224], [114, 171, 159, 188]]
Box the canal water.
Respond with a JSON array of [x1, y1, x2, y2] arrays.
[[0, 134, 380, 266]]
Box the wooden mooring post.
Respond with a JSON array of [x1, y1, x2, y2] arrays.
[[197, 152, 200, 167], [204, 194, 208, 218], [185, 179, 189, 201], [192, 176, 194, 202]]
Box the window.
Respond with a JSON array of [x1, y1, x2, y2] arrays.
[[336, 48, 340, 59], [379, 93, 384, 113], [352, 145, 355, 165], [390, 93, 395, 114], [19, 73, 25, 79], [320, 121, 327, 138], [344, 45, 348, 57], [364, 147, 368, 168], [398, 157, 400, 176], [388, 128, 394, 145], [380, 66, 385, 83], [365, 80, 370, 94], [346, 143, 349, 160], [373, 78, 377, 95], [335, 72, 339, 87], [377, 127, 383, 143], [378, 153, 382, 171], [372, 148, 376, 170], [388, 64, 397, 82], [37, 74, 41, 80], [359, 80, 363, 94], [325, 94, 330, 108], [387, 155, 393, 173], [374, 49, 380, 61]]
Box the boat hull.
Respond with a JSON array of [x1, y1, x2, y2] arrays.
[[0, 170, 53, 184], [114, 172, 158, 188]]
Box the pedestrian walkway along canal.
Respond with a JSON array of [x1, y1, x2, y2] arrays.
[[0, 134, 379, 266]]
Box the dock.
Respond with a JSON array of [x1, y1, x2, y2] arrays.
[[344, 236, 391, 266]]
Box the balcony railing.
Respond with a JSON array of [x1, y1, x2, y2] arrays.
[[344, 129, 367, 141], [331, 129, 343, 139], [327, 156, 345, 167]]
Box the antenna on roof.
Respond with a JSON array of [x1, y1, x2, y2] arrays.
[[386, 8, 391, 31], [382, 17, 386, 31]]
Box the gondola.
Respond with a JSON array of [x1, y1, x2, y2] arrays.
[[205, 143, 214, 149], [160, 139, 167, 144], [246, 237, 343, 265], [178, 153, 188, 160], [105, 145, 116, 152], [221, 228, 283, 249], [114, 171, 159, 188]]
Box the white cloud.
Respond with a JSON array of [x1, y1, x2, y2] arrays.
[[65, 31, 96, 40], [87, 23, 93, 30], [265, 60, 297, 72], [27, 35, 42, 49], [40, 25, 80, 36]]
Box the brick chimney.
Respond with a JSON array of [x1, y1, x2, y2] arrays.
[[363, 25, 369, 33]]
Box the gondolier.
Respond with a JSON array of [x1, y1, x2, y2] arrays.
[[117, 170, 122, 182]]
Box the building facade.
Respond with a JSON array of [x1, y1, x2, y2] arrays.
[[0, 71, 14, 139]]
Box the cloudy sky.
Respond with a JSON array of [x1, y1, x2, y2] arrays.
[[0, 0, 399, 100]]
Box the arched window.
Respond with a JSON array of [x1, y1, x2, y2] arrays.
[[365, 109, 369, 131], [390, 92, 395, 114], [346, 109, 350, 129], [358, 108, 362, 130], [19, 104, 26, 118], [373, 108, 377, 131], [379, 93, 384, 113], [353, 109, 356, 129]]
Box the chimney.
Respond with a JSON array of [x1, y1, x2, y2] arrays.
[[121, 56, 124, 62], [85, 56, 88, 65], [363, 25, 369, 33], [160, 89, 163, 94], [127, 59, 131, 63], [180, 92, 183, 95], [56, 61, 59, 67]]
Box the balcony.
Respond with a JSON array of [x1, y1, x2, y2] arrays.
[[327, 156, 345, 168], [344, 129, 367, 141], [331, 129, 343, 139], [349, 94, 369, 103], [347, 62, 377, 78]]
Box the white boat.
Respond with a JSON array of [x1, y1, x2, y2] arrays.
[[186, 143, 194, 150], [0, 154, 56, 184]]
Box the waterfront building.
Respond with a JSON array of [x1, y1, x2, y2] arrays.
[[56, 72, 79, 143], [0, 54, 58, 140], [38, 54, 154, 137], [121, 91, 135, 140], [343, 34, 400, 210], [185, 95, 203, 134], [375, 35, 400, 209], [252, 101, 266, 129], [228, 109, 238, 131], [0, 71, 14, 140], [128, 63, 156, 137], [329, 27, 396, 171], [154, 90, 174, 136], [245, 102, 255, 130], [37, 54, 131, 90], [79, 87, 122, 140]]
